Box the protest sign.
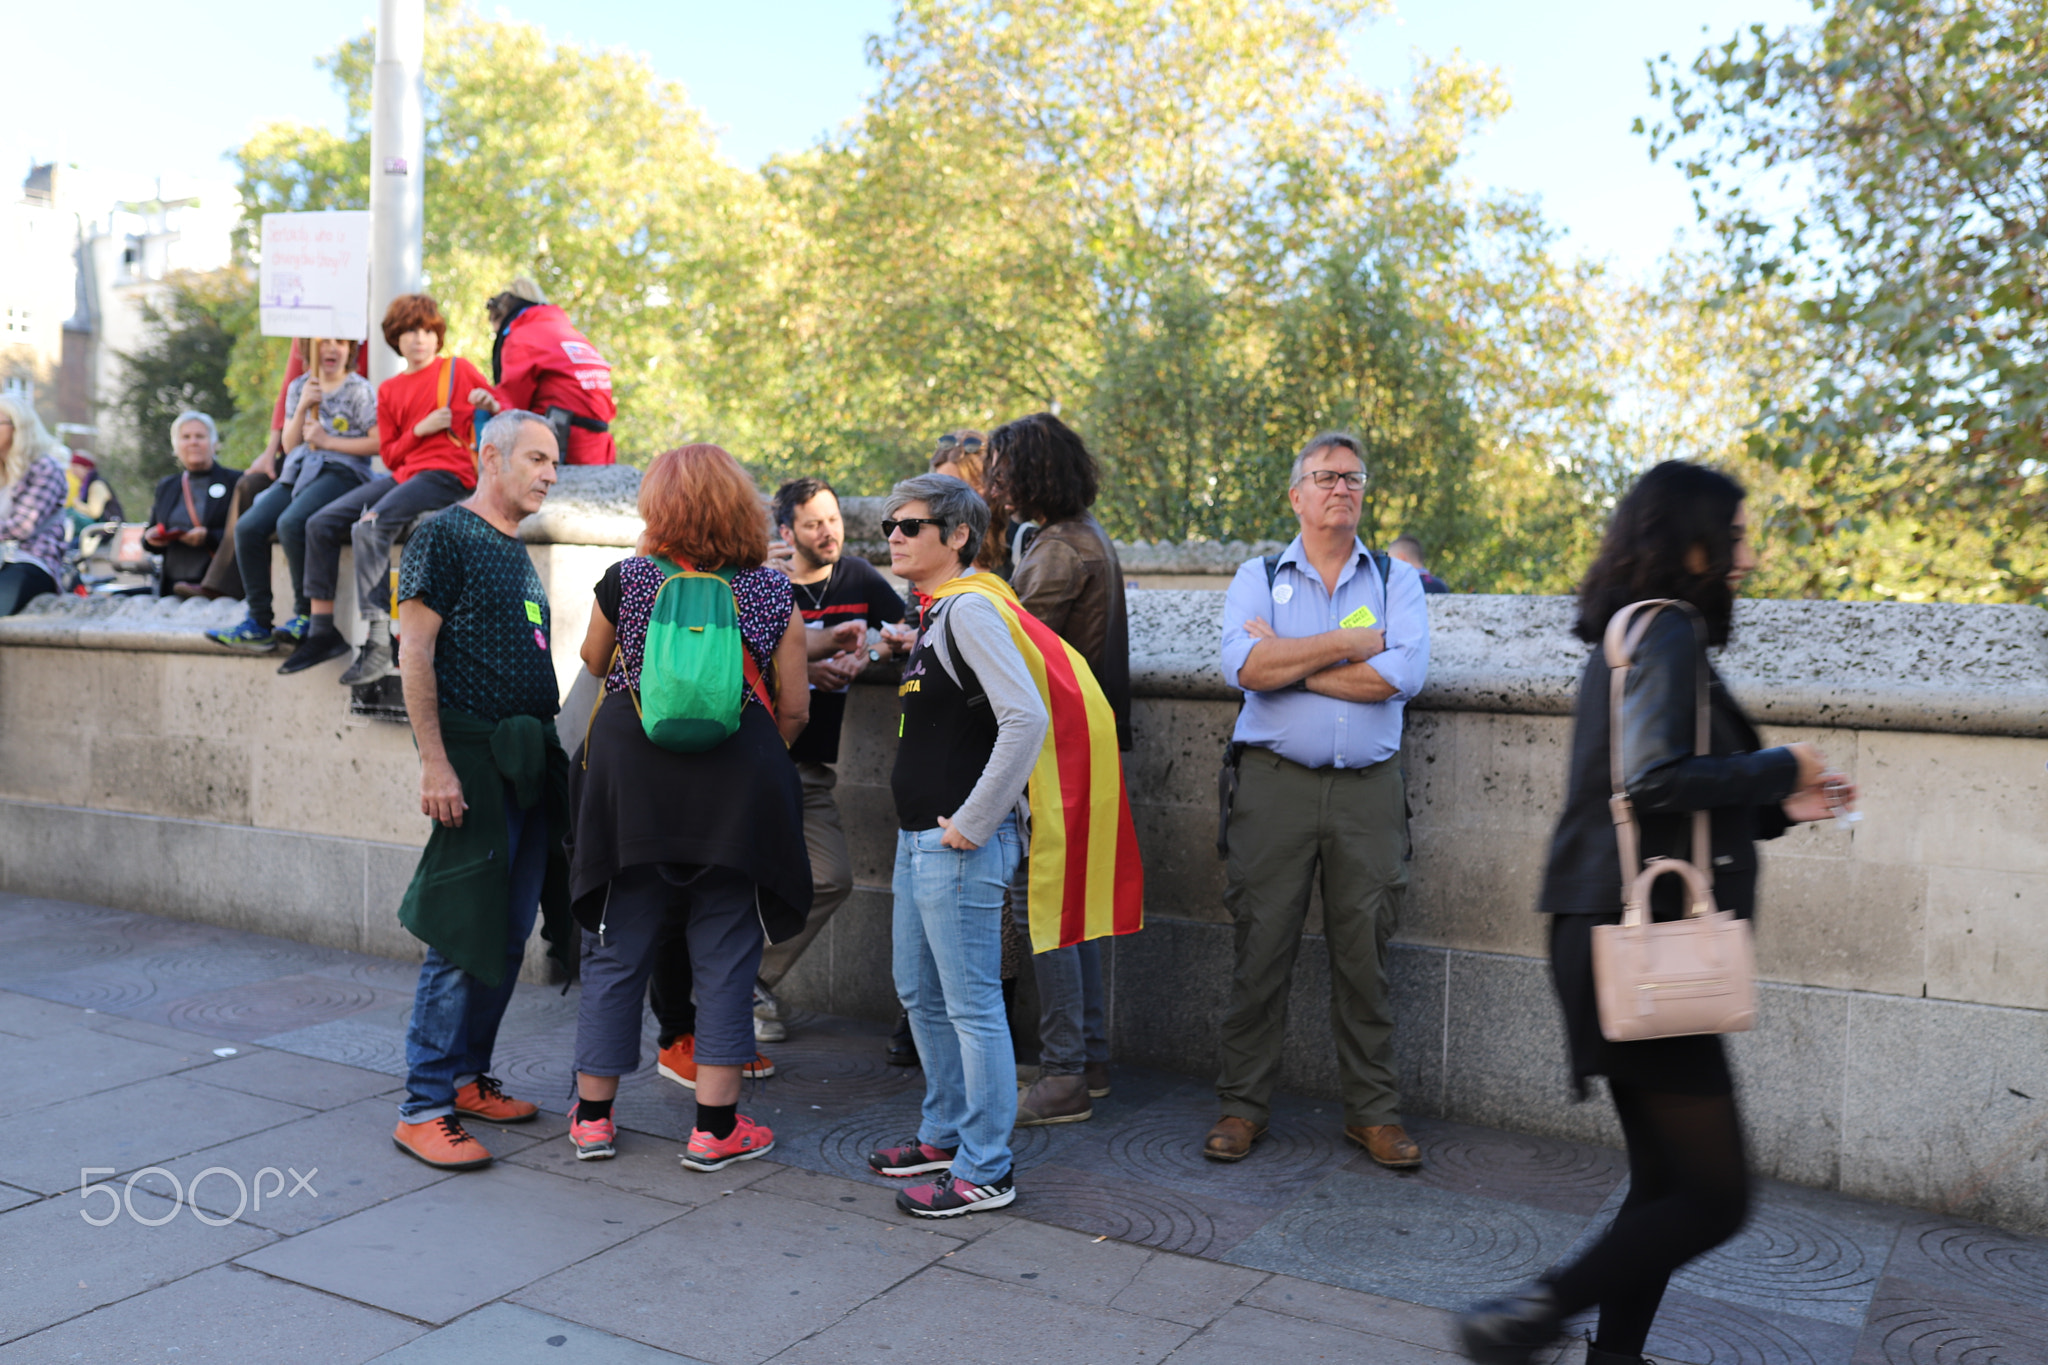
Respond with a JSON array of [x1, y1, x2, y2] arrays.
[[259, 211, 372, 340]]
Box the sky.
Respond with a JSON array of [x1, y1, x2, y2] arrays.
[[13, 0, 1815, 280]]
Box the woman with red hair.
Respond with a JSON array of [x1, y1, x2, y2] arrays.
[[564, 445, 812, 1171]]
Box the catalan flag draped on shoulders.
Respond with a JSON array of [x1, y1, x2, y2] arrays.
[[931, 573, 1144, 952]]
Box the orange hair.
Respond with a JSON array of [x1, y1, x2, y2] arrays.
[[381, 294, 448, 354], [637, 444, 769, 571]]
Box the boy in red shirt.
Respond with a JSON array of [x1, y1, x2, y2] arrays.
[[294, 294, 504, 683]]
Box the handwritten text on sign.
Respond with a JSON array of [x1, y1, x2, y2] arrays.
[[259, 211, 371, 341]]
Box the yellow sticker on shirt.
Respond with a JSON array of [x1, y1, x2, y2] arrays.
[[524, 600, 543, 625], [1340, 603, 1378, 629]]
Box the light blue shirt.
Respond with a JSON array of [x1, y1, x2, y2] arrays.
[[1219, 535, 1431, 770]]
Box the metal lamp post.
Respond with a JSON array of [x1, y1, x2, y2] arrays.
[[367, 0, 426, 384]]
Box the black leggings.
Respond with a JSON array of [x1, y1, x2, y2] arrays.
[[1546, 1083, 1750, 1355]]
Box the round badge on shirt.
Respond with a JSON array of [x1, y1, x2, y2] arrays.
[[208, 483, 226, 498], [1271, 582, 1294, 605]]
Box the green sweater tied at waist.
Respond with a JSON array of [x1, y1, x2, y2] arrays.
[[398, 707, 573, 987]]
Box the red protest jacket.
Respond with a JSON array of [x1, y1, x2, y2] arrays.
[[492, 305, 618, 465]]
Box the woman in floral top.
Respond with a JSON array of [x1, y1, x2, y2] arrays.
[[565, 444, 812, 1173], [0, 398, 73, 616]]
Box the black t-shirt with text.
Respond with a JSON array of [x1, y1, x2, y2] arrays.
[[397, 505, 558, 722], [788, 554, 907, 765]]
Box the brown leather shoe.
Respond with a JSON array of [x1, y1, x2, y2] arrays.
[[1203, 1114, 1267, 1162], [1345, 1123, 1423, 1169], [1084, 1062, 1111, 1099]]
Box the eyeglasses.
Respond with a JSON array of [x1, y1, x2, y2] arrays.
[[1296, 469, 1367, 491], [935, 434, 983, 452], [882, 517, 943, 538]]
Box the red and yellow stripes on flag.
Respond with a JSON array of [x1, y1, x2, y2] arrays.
[[931, 573, 1143, 953]]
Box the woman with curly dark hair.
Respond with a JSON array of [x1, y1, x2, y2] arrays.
[[1457, 461, 1857, 1365], [985, 411, 1133, 1126]]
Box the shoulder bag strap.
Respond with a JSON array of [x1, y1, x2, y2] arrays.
[[179, 472, 200, 530], [1602, 599, 1715, 923]]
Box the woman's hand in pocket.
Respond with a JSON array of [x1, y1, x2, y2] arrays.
[[936, 816, 980, 851]]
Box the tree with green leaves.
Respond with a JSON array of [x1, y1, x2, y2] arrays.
[[1647, 0, 2048, 603], [107, 268, 252, 496]]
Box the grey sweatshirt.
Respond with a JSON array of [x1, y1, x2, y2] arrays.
[[923, 591, 1049, 848]]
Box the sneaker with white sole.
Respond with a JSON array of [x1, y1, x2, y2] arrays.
[[753, 981, 788, 1043], [567, 1102, 616, 1161], [680, 1114, 774, 1172], [895, 1168, 1016, 1219], [866, 1136, 957, 1178]]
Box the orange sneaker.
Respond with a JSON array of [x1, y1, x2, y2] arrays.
[[392, 1115, 493, 1170], [657, 1034, 775, 1090], [454, 1075, 538, 1124], [680, 1114, 775, 1172]]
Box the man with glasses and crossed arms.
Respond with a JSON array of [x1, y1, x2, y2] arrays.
[[1206, 432, 1432, 1170]]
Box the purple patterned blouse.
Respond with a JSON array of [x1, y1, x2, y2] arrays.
[[2, 456, 70, 581], [594, 556, 792, 709]]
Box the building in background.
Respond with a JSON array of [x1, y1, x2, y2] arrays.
[[1, 162, 236, 461]]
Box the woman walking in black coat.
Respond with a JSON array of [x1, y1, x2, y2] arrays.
[[1457, 461, 1858, 1365]]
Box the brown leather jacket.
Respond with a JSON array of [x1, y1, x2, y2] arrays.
[[1011, 513, 1133, 750]]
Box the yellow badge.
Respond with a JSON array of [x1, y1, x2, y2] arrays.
[[524, 600, 543, 625], [1340, 603, 1378, 629]]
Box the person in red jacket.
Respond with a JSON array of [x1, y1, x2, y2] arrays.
[[486, 278, 616, 466], [290, 294, 504, 682]]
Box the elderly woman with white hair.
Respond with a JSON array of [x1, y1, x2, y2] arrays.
[[0, 396, 71, 616], [143, 411, 242, 596]]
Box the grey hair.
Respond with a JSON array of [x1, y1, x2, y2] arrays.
[[479, 407, 549, 462], [883, 472, 988, 568], [170, 410, 217, 446], [1289, 430, 1366, 486]]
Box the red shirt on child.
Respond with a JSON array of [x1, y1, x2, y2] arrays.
[[377, 357, 500, 488]]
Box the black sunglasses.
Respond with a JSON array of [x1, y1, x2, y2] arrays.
[[882, 517, 943, 538], [934, 434, 983, 452]]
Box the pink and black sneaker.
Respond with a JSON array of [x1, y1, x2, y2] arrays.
[[866, 1136, 957, 1178], [680, 1114, 775, 1173], [566, 1101, 616, 1161], [895, 1168, 1015, 1219]]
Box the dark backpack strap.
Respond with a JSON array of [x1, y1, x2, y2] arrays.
[[937, 600, 988, 709]]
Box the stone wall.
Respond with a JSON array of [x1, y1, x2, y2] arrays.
[[1, 473, 2044, 1232]]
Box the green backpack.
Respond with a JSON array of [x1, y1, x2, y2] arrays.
[[627, 557, 771, 753]]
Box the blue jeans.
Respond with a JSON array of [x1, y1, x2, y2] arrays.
[[400, 785, 547, 1123], [892, 814, 1023, 1184], [233, 469, 359, 625]]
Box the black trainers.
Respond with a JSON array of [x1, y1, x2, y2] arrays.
[[277, 626, 351, 675], [867, 1136, 956, 1178], [895, 1168, 1015, 1219]]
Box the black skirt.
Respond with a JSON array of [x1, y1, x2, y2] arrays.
[[1549, 912, 1733, 1100], [567, 690, 812, 943]]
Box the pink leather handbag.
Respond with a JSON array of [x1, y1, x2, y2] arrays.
[[1591, 600, 1757, 1043]]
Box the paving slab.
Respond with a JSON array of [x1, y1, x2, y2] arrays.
[[1640, 1285, 1861, 1365], [236, 1160, 684, 1324], [1109, 1252, 1271, 1329], [1849, 1276, 2048, 1365], [0, 1185, 36, 1215], [942, 1215, 1269, 1326], [1222, 1168, 1587, 1311], [747, 1161, 1017, 1244], [1013, 1160, 1276, 1258], [0, 1186, 272, 1345], [1241, 1272, 1464, 1355], [0, 1021, 213, 1108], [0, 1262, 422, 1363], [512, 1187, 963, 1363], [1341, 1115, 1628, 1217], [1669, 1178, 1907, 1329], [0, 987, 94, 1039], [769, 1264, 1193, 1365], [1161, 1303, 1462, 1364], [367, 1303, 709, 1364], [0, 1072, 310, 1195], [256, 1015, 411, 1076], [156, 1096, 484, 1234], [197, 1047, 402, 1110], [82, 1011, 264, 1057], [121, 972, 401, 1044], [1874, 1213, 2048, 1312]]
